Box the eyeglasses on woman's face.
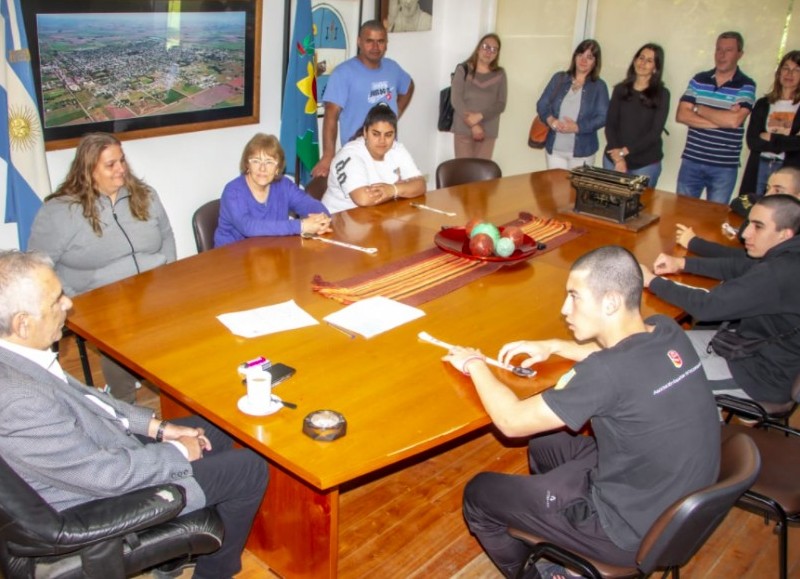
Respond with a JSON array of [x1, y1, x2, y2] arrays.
[[480, 43, 499, 54], [248, 157, 278, 169]]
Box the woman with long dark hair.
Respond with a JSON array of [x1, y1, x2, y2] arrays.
[[603, 43, 670, 187], [536, 39, 609, 169], [322, 104, 425, 213], [739, 50, 800, 197], [450, 33, 507, 160]]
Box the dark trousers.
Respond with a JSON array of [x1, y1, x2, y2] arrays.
[[173, 416, 268, 579], [462, 431, 635, 577]]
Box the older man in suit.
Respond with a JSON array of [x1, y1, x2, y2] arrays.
[[0, 250, 268, 579]]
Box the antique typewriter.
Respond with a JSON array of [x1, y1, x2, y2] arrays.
[[568, 165, 650, 224]]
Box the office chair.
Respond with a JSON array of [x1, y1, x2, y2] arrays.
[[0, 452, 223, 579], [435, 158, 502, 188], [303, 175, 328, 201], [716, 373, 800, 428], [721, 421, 800, 579], [510, 433, 760, 579], [191, 199, 221, 253]]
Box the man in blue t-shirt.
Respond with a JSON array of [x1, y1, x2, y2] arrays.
[[675, 31, 755, 204], [311, 20, 414, 178], [442, 246, 720, 577]]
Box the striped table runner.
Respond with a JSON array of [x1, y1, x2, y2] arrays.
[[312, 213, 583, 306]]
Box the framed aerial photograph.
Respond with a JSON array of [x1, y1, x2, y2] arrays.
[[21, 0, 262, 150]]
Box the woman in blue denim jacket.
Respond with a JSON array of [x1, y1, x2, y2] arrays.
[[536, 39, 609, 169]]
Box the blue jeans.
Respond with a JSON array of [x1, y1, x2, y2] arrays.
[[602, 156, 663, 188], [755, 156, 782, 197], [676, 158, 738, 204]]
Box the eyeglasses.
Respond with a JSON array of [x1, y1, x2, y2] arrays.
[[480, 43, 498, 54], [781, 66, 800, 75], [248, 158, 278, 168]]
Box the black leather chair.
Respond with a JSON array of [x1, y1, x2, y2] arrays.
[[716, 373, 800, 428], [192, 199, 221, 253], [303, 175, 327, 201], [509, 433, 760, 579], [721, 422, 800, 579], [435, 158, 502, 189], [0, 453, 223, 579]]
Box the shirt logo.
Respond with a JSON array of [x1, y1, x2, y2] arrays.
[[667, 350, 683, 368]]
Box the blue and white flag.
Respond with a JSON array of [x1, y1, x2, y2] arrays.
[[280, 0, 319, 185], [1, 0, 50, 250]]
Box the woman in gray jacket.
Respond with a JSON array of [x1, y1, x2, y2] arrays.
[[28, 132, 175, 403]]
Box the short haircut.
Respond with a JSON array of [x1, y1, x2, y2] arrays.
[[0, 250, 54, 336], [718, 31, 744, 52], [772, 165, 800, 195], [755, 194, 800, 234], [359, 19, 386, 36], [239, 133, 286, 175], [571, 246, 642, 310]]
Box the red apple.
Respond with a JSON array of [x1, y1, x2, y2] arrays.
[[465, 218, 483, 237], [469, 233, 494, 257], [501, 225, 525, 249]]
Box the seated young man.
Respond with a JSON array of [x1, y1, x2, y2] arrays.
[[642, 194, 800, 404], [675, 166, 800, 258], [443, 246, 720, 577]]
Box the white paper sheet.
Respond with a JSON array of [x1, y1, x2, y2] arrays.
[[217, 299, 319, 338], [323, 296, 425, 339]]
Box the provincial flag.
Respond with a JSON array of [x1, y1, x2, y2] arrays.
[[280, 0, 319, 185], [0, 0, 50, 250]]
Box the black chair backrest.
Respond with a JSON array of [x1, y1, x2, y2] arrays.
[[636, 432, 760, 573], [192, 199, 221, 253], [435, 158, 502, 189], [0, 452, 65, 554], [304, 176, 327, 201]]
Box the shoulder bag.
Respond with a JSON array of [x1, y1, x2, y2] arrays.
[[708, 322, 800, 361], [438, 63, 466, 132], [528, 73, 565, 149]]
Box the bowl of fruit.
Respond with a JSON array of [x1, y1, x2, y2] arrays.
[[434, 219, 538, 262]]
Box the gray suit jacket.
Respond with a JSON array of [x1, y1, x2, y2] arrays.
[[0, 346, 205, 512]]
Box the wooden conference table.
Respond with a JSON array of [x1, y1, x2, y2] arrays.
[[66, 170, 737, 578]]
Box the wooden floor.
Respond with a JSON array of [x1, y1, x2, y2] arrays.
[[58, 336, 799, 579]]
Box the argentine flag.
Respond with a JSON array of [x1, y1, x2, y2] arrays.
[[1, 0, 50, 250]]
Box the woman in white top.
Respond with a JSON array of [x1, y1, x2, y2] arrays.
[[322, 103, 426, 214], [740, 50, 800, 197]]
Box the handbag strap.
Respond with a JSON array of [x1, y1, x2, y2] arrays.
[[713, 320, 800, 348]]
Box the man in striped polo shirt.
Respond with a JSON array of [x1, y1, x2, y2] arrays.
[[676, 31, 756, 204]]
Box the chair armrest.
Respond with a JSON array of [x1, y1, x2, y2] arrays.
[[758, 421, 800, 438], [10, 484, 186, 557], [715, 394, 769, 423]]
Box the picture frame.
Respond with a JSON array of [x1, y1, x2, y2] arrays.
[[378, 0, 433, 33], [21, 0, 262, 151], [307, 0, 362, 115]]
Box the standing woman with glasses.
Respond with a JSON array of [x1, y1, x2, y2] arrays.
[[214, 133, 331, 247], [450, 33, 507, 159], [537, 39, 609, 169], [739, 50, 800, 197], [28, 132, 175, 403], [603, 43, 669, 187]]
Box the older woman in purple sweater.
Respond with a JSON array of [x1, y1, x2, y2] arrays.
[[214, 133, 331, 247]]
